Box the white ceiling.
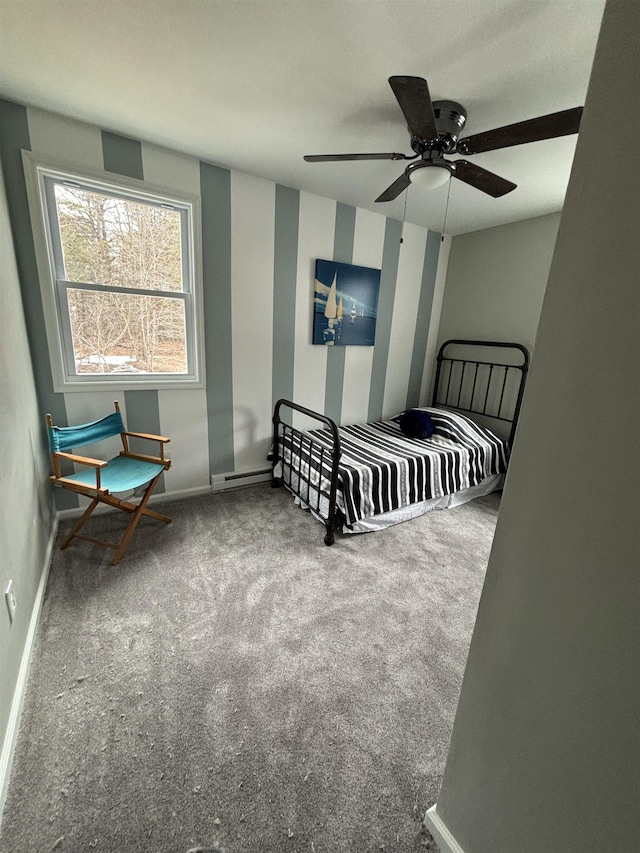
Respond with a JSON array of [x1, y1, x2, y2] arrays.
[[0, 0, 605, 235]]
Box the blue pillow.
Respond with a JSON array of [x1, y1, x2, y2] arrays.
[[398, 409, 435, 439]]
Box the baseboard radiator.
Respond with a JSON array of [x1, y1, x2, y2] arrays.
[[211, 469, 271, 493]]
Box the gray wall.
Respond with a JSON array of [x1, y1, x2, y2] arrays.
[[0, 161, 55, 813], [438, 212, 561, 359], [427, 0, 638, 850]]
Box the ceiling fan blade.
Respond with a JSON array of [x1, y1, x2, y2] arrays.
[[375, 172, 412, 203], [458, 106, 583, 155], [388, 76, 438, 141], [304, 152, 409, 162], [453, 160, 517, 197]]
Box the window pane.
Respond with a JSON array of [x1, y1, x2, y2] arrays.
[[54, 184, 183, 292], [68, 289, 188, 375]]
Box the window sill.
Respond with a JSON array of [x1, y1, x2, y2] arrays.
[[55, 377, 206, 393]]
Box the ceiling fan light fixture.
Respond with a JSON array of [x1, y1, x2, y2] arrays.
[[407, 161, 451, 190]]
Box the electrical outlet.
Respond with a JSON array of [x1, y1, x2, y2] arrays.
[[5, 580, 17, 624]]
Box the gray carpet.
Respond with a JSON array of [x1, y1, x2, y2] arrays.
[[0, 484, 500, 853]]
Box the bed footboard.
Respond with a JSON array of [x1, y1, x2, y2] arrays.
[[271, 399, 342, 545]]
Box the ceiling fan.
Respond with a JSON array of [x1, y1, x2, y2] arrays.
[[304, 76, 583, 202]]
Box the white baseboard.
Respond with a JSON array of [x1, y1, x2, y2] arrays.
[[0, 517, 58, 827], [424, 804, 467, 853], [54, 483, 212, 521], [54, 471, 272, 520], [153, 484, 213, 502]]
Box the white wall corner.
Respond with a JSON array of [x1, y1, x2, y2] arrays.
[[424, 804, 468, 853], [0, 517, 58, 827]]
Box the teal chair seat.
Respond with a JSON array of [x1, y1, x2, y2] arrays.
[[62, 454, 166, 493]]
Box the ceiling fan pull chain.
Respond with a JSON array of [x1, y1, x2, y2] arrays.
[[400, 190, 408, 244], [441, 178, 452, 241]]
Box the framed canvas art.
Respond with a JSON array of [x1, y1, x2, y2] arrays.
[[312, 259, 381, 346]]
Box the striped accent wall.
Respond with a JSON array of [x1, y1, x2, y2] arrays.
[[323, 203, 355, 425], [0, 99, 450, 511], [101, 131, 166, 495]]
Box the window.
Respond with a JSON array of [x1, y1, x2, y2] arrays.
[[23, 154, 203, 390]]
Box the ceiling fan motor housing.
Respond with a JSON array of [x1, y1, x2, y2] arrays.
[[411, 100, 467, 154], [434, 101, 467, 148]]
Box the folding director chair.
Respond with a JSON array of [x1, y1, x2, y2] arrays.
[[46, 402, 171, 565]]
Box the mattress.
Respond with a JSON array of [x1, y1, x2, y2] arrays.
[[278, 407, 509, 529]]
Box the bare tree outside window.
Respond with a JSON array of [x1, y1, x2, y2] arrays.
[[54, 185, 188, 374]]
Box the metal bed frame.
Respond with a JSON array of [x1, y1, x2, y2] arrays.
[[271, 340, 529, 546], [271, 400, 343, 545], [431, 339, 530, 447]]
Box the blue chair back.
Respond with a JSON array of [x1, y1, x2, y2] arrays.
[[47, 411, 125, 454]]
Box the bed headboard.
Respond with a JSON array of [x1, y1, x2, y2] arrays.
[[431, 339, 530, 447]]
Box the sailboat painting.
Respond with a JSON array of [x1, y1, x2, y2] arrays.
[[312, 259, 381, 346]]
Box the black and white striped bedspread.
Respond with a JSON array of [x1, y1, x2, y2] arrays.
[[281, 408, 508, 527]]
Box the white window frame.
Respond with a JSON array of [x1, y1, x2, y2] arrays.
[[22, 151, 205, 392]]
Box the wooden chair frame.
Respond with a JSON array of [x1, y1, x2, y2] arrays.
[[46, 401, 172, 565]]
